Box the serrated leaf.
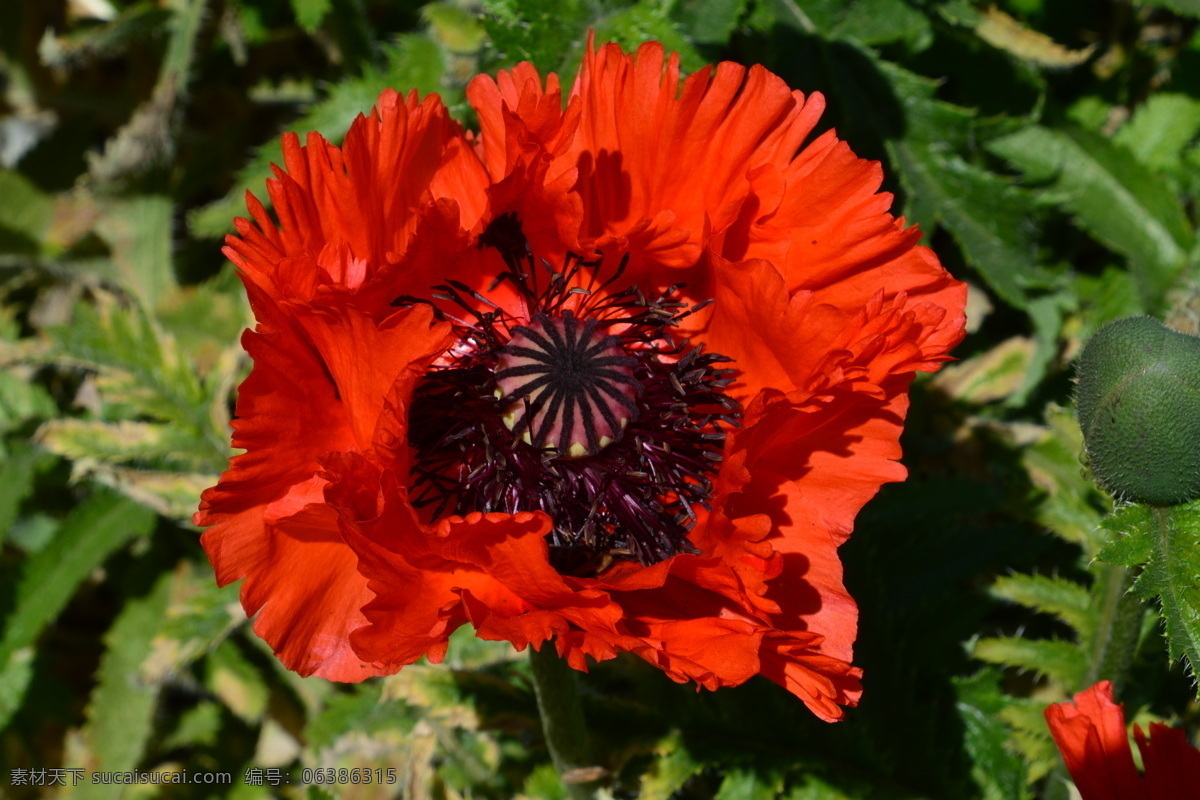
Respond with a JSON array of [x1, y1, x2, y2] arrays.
[[1097, 506, 1155, 567], [1114, 94, 1200, 172], [716, 768, 782, 800], [0, 442, 43, 535], [83, 466, 215, 521], [189, 33, 450, 238], [962, 4, 1093, 67], [207, 640, 269, 723], [38, 418, 216, 471], [992, 574, 1094, 640], [290, 0, 332, 31], [989, 126, 1194, 307], [973, 637, 1087, 686], [1021, 404, 1109, 548], [144, 563, 242, 681], [69, 567, 175, 798], [955, 671, 1034, 800], [677, 0, 748, 45], [0, 491, 155, 728], [930, 336, 1035, 404], [520, 762, 567, 800], [307, 683, 417, 751], [795, 0, 931, 49], [37, 4, 171, 68], [93, 194, 177, 307], [0, 648, 34, 734], [639, 732, 703, 800], [46, 297, 229, 468], [997, 703, 1060, 783], [594, 3, 704, 72], [0, 368, 57, 434], [1103, 503, 1200, 686], [0, 168, 53, 253], [383, 664, 480, 729], [162, 700, 223, 750], [422, 2, 486, 53], [480, 0, 596, 73], [890, 140, 1048, 309]]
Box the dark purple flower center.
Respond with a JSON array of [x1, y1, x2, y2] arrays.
[[401, 214, 741, 576], [496, 311, 639, 458]]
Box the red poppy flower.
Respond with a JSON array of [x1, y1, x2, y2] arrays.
[[1045, 681, 1200, 798], [195, 39, 966, 721]]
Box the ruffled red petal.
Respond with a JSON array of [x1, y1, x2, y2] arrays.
[[195, 286, 373, 679], [223, 90, 490, 307], [199, 40, 968, 722], [561, 40, 825, 273], [1045, 681, 1200, 799]]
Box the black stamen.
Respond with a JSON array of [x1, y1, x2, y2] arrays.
[[406, 215, 742, 577]]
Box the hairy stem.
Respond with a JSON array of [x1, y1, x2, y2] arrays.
[[1083, 560, 1144, 692], [1043, 527, 1147, 800], [528, 645, 603, 800]]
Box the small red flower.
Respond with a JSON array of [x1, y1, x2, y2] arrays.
[[1045, 681, 1200, 798], [196, 39, 966, 721]]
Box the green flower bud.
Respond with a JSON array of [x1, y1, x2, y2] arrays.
[[1076, 315, 1200, 506]]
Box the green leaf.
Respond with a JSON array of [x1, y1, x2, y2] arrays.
[[716, 768, 782, 800], [38, 419, 218, 471], [972, 637, 1087, 687], [1097, 505, 1155, 566], [93, 194, 177, 308], [1021, 404, 1110, 549], [36, 4, 172, 69], [0, 168, 53, 254], [941, 3, 1092, 67], [826, 53, 1056, 313], [480, 0, 597, 73], [1132, 0, 1200, 18], [521, 763, 567, 800], [819, 0, 932, 49], [0, 648, 34, 736], [70, 567, 175, 799], [676, 0, 748, 45], [85, 467, 216, 521], [955, 671, 1034, 800], [0, 442, 44, 536], [0, 369, 57, 436], [207, 640, 270, 723], [991, 574, 1094, 640], [594, 3, 705, 72], [290, 0, 332, 31], [989, 126, 1194, 307], [145, 565, 242, 681], [0, 491, 155, 727], [997, 702, 1060, 783], [422, 2, 487, 53], [45, 297, 228, 468], [188, 33, 450, 238], [639, 732, 704, 800], [162, 700, 223, 750], [1114, 93, 1200, 172], [306, 682, 417, 751], [890, 140, 1049, 310], [1098, 502, 1200, 686]]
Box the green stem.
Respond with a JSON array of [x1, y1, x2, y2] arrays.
[[528, 645, 603, 800], [1082, 560, 1144, 693], [1043, 527, 1148, 800]]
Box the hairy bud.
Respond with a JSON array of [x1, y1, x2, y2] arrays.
[[1076, 315, 1200, 506]]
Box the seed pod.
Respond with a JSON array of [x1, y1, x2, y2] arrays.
[[1076, 315, 1200, 506]]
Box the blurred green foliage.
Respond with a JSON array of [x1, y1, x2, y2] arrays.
[[2, 0, 1200, 798]]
